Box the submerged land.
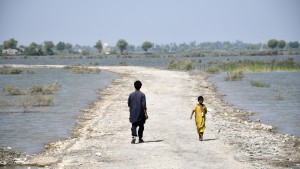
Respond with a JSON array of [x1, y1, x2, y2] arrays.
[[0, 65, 299, 169]]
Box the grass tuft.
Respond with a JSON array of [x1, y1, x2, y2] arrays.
[[211, 58, 300, 72], [250, 80, 270, 88], [69, 66, 101, 74], [224, 71, 244, 81], [0, 68, 22, 74], [3, 85, 24, 95], [168, 59, 193, 70], [28, 81, 61, 95]]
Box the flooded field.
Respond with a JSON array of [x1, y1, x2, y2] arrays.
[[0, 55, 299, 156], [0, 68, 119, 154], [209, 71, 300, 136]]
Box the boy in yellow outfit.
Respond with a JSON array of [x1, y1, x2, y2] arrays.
[[190, 96, 207, 141]]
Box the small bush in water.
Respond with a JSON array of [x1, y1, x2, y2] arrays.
[[250, 80, 270, 88], [224, 71, 244, 81], [168, 59, 193, 70], [3, 85, 24, 95]]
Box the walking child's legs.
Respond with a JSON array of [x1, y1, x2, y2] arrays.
[[199, 132, 204, 141]]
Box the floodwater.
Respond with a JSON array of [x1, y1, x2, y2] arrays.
[[0, 55, 299, 156], [0, 68, 119, 154], [209, 71, 300, 136]]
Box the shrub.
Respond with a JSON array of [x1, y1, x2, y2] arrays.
[[69, 66, 100, 74], [45, 81, 61, 91], [224, 71, 244, 81], [119, 61, 128, 66], [28, 81, 61, 95], [19, 95, 54, 107], [205, 67, 220, 74], [28, 85, 52, 95], [250, 80, 270, 88], [3, 85, 24, 95], [32, 95, 53, 106], [168, 59, 193, 70], [0, 68, 22, 74], [0, 99, 9, 108], [89, 62, 99, 66]]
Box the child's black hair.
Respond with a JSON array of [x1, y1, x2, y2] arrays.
[[198, 96, 204, 102], [134, 80, 142, 90]]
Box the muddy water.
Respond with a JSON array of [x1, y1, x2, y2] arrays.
[[0, 68, 119, 154], [209, 71, 300, 136]]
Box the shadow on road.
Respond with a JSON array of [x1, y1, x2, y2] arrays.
[[141, 140, 164, 143], [203, 138, 218, 141]]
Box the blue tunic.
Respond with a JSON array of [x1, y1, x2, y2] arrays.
[[128, 90, 147, 123]]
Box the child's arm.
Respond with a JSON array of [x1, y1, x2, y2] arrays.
[[204, 106, 207, 115], [190, 110, 195, 119]]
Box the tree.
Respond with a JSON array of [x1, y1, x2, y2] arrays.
[[116, 39, 128, 54], [267, 39, 278, 49], [44, 41, 55, 55], [288, 41, 299, 49], [127, 44, 135, 53], [26, 42, 44, 56], [56, 42, 65, 51], [94, 40, 103, 54], [3, 38, 18, 49], [277, 40, 286, 50], [141, 41, 153, 53], [65, 43, 73, 53]]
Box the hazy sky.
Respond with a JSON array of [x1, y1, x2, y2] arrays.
[[0, 0, 299, 46]]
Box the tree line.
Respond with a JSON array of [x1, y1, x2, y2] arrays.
[[1, 38, 299, 56]]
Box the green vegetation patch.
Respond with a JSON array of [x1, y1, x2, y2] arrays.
[[67, 66, 101, 74], [0, 68, 22, 74], [224, 71, 244, 81], [168, 59, 193, 70], [209, 58, 300, 72], [28, 81, 61, 95], [19, 95, 54, 107], [3, 85, 24, 95], [0, 81, 61, 111], [250, 80, 271, 88]]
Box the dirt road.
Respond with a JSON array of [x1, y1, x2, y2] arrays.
[[3, 65, 297, 169]]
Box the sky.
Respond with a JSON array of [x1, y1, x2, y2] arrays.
[[0, 0, 299, 46]]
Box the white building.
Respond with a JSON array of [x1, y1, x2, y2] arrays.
[[103, 43, 111, 54], [2, 48, 19, 55]]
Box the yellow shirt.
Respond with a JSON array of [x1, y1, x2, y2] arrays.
[[193, 103, 207, 133]]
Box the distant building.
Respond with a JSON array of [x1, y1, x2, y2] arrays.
[[2, 48, 20, 55], [103, 43, 111, 54]]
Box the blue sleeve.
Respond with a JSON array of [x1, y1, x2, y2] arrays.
[[142, 94, 147, 110], [128, 94, 131, 107]]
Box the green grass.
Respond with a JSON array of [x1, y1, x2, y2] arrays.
[[0, 68, 22, 74], [28, 81, 61, 95], [67, 66, 101, 74], [19, 95, 54, 107], [209, 58, 300, 72], [250, 80, 270, 88], [3, 85, 24, 95], [1, 81, 61, 111], [224, 72, 244, 81], [168, 59, 193, 70]]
